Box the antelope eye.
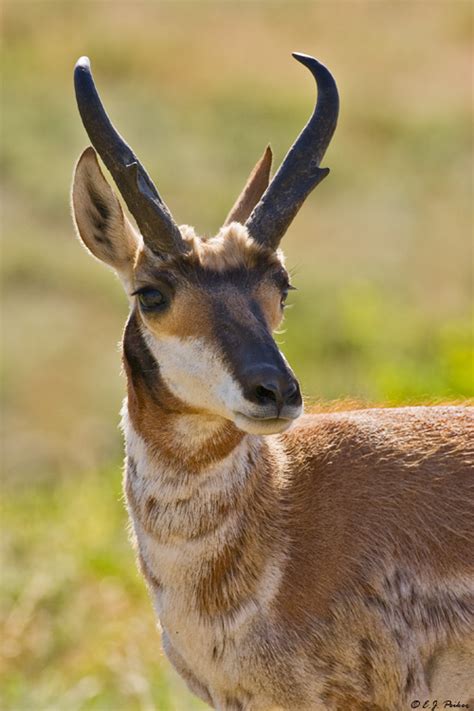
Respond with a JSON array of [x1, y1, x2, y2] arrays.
[[136, 288, 166, 311], [280, 289, 289, 308], [280, 282, 296, 309]]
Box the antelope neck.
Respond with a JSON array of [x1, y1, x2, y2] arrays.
[[121, 392, 288, 623]]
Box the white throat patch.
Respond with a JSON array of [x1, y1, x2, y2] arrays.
[[143, 331, 246, 419]]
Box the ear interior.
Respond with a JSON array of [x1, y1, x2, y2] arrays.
[[72, 146, 138, 271]]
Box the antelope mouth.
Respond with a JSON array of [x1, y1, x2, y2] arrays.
[[233, 411, 296, 435]]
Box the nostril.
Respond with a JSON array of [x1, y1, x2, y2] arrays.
[[243, 367, 301, 412], [284, 381, 300, 406], [255, 384, 279, 405], [245, 371, 301, 411]]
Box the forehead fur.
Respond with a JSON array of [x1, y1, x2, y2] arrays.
[[135, 222, 285, 278], [183, 222, 285, 272]]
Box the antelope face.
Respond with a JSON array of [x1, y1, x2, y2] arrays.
[[131, 227, 302, 435], [71, 54, 338, 434]]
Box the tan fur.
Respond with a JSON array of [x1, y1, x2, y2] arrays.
[[131, 224, 286, 342], [121, 403, 473, 710], [72, 148, 474, 710], [177, 221, 283, 272]]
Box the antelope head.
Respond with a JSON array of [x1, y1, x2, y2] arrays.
[[71, 54, 339, 436]]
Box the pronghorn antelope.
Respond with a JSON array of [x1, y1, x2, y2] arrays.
[[71, 53, 474, 710]]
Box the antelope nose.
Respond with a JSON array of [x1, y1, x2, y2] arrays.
[[244, 368, 301, 412]]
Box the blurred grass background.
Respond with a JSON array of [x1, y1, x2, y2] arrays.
[[1, 1, 472, 709]]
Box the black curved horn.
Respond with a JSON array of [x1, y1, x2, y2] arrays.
[[245, 53, 339, 249], [74, 56, 187, 255]]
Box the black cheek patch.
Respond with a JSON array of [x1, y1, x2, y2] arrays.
[[123, 311, 160, 391]]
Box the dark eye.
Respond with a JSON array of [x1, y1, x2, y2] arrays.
[[280, 283, 295, 309], [136, 288, 166, 311]]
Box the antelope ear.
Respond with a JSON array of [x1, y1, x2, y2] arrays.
[[224, 145, 272, 226], [71, 146, 139, 273]]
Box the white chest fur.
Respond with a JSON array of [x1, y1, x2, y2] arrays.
[[121, 405, 287, 703]]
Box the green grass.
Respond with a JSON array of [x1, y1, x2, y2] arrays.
[[1, 1, 472, 708], [1, 471, 207, 710]]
